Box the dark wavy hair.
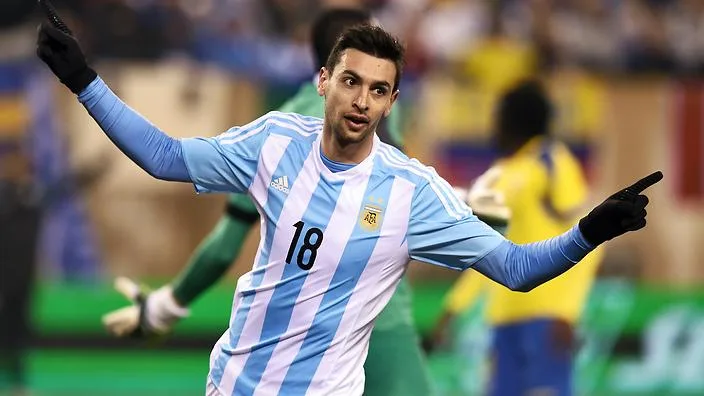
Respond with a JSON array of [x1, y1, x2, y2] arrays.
[[325, 24, 405, 92]]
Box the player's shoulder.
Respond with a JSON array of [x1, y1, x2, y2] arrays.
[[375, 142, 441, 188], [549, 140, 582, 168], [537, 140, 586, 182], [506, 138, 558, 180], [258, 111, 323, 143], [504, 154, 543, 181], [376, 142, 472, 220]]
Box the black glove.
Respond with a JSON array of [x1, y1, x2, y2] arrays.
[[36, 22, 96, 94], [578, 171, 663, 246]]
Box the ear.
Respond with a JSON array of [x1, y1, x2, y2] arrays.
[[384, 90, 400, 117], [317, 67, 329, 97]]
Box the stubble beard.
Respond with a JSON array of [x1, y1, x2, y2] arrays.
[[333, 120, 373, 147]]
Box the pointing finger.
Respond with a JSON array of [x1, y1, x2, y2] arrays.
[[617, 171, 663, 200]]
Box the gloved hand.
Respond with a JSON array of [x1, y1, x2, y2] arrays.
[[102, 277, 190, 338], [578, 171, 663, 246], [455, 167, 511, 233], [36, 21, 96, 94]]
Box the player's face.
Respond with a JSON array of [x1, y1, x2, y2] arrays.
[[318, 49, 398, 150]]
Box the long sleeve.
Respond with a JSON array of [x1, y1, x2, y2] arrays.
[[77, 77, 190, 181], [406, 171, 595, 292], [472, 225, 594, 292]]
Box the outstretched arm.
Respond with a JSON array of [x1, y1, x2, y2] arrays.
[[37, 22, 267, 193], [36, 22, 191, 182], [472, 224, 591, 292], [409, 171, 662, 292], [473, 171, 663, 291], [78, 78, 190, 181]]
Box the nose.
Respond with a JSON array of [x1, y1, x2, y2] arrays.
[[353, 88, 369, 112]]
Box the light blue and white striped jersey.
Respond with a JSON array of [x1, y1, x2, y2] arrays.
[[182, 111, 505, 396]]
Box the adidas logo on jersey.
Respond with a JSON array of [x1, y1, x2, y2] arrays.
[[270, 175, 290, 194]]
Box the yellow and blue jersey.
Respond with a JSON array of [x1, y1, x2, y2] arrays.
[[446, 136, 604, 325]]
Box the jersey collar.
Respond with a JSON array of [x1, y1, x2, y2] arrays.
[[313, 133, 379, 181]]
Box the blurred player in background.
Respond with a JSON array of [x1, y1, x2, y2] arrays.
[[431, 80, 604, 396], [1, 1, 104, 394], [101, 7, 433, 396], [0, 8, 39, 393]]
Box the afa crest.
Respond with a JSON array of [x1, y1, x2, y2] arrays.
[[360, 203, 383, 232]]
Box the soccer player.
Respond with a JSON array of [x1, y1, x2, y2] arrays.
[[37, 16, 661, 396], [431, 80, 605, 396], [100, 8, 433, 396]]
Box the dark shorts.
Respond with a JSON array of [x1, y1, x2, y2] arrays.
[[489, 318, 574, 396]]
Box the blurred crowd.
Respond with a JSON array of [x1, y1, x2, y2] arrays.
[[0, 0, 695, 284], [4, 0, 704, 85], [0, 2, 700, 394]]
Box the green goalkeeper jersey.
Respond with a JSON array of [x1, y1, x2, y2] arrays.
[[172, 81, 433, 396]]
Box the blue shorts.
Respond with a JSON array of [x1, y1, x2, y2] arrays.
[[488, 318, 574, 396]]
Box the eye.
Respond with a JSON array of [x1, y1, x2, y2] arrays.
[[373, 87, 388, 96], [343, 77, 355, 86]]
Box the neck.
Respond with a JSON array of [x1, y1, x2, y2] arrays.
[[321, 126, 374, 164]]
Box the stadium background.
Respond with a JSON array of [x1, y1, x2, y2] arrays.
[[2, 0, 704, 395]]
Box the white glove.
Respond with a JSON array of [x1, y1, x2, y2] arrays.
[[101, 277, 190, 338], [455, 167, 511, 231]]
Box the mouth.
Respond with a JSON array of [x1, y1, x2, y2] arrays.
[[343, 113, 370, 132]]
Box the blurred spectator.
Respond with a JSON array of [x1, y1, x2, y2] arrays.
[[73, 0, 191, 61], [42, 0, 704, 81], [620, 0, 674, 73], [415, 0, 489, 65], [459, 3, 538, 95], [184, 0, 315, 84], [664, 0, 704, 75], [0, 5, 43, 394], [0, 4, 44, 393], [550, 0, 623, 73], [1, 3, 105, 392]]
